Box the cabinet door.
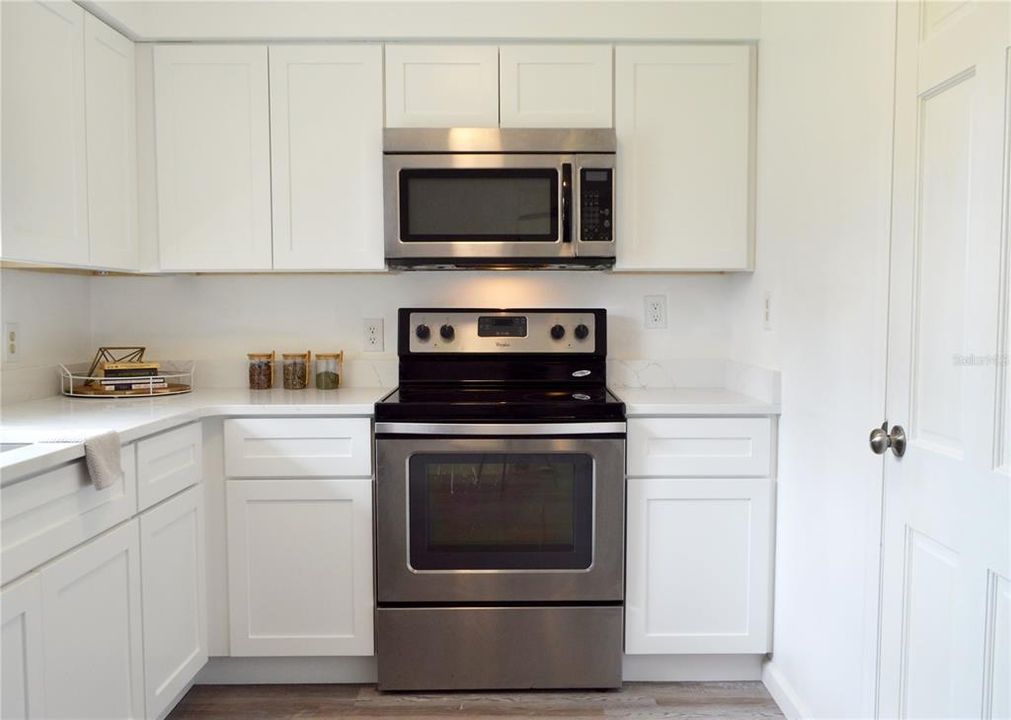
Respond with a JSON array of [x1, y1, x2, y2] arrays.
[[140, 486, 207, 719], [154, 45, 272, 271], [1, 574, 45, 720], [84, 13, 137, 270], [625, 477, 772, 654], [227, 479, 374, 656], [270, 45, 384, 270], [40, 520, 145, 719], [385, 45, 499, 127], [615, 45, 756, 271], [1, 0, 88, 266], [499, 45, 612, 128]]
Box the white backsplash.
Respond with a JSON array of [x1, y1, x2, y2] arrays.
[[1, 268, 777, 404]]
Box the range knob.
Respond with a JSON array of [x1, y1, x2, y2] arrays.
[[574, 324, 590, 340], [440, 324, 455, 341], [415, 324, 431, 340], [550, 324, 566, 340]]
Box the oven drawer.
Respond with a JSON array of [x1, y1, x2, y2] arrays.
[[627, 417, 772, 478], [224, 418, 371, 478]]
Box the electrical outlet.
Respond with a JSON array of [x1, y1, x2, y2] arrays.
[[763, 291, 773, 331], [4, 322, 19, 362], [644, 295, 667, 329], [364, 318, 384, 352]]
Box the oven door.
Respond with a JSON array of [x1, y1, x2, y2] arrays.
[[375, 428, 625, 603], [384, 154, 575, 266]]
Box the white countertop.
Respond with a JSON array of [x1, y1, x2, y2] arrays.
[[0, 387, 387, 482], [612, 387, 780, 417]]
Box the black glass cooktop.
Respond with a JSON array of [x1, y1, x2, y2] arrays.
[[375, 384, 626, 422]]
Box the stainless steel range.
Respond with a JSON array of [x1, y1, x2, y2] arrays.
[[374, 308, 626, 691]]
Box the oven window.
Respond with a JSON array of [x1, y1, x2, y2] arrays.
[[399, 169, 559, 242], [408, 453, 593, 570]]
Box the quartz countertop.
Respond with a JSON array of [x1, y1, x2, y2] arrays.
[[0, 387, 388, 482], [611, 387, 780, 417]]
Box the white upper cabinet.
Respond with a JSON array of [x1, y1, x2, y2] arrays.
[[154, 45, 272, 271], [385, 45, 499, 127], [270, 45, 384, 270], [84, 14, 137, 270], [615, 45, 756, 271], [1, 1, 89, 266], [499, 45, 612, 128]]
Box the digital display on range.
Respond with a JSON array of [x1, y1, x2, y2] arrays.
[[478, 316, 528, 337]]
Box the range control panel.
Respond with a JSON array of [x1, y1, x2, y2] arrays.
[[404, 309, 602, 354], [580, 168, 613, 243]]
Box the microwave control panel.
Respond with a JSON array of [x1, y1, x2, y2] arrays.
[[579, 168, 614, 243]]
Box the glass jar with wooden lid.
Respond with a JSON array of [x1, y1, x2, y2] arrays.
[[282, 351, 311, 390], [247, 352, 274, 390], [314, 352, 343, 390]]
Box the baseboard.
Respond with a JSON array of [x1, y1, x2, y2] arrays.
[[195, 656, 378, 685], [622, 654, 763, 681], [762, 658, 812, 719]]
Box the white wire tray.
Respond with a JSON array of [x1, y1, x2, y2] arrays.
[[59, 361, 195, 398]]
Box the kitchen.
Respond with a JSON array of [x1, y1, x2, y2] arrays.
[[0, 1, 1007, 719]]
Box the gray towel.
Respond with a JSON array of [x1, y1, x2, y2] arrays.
[[82, 431, 123, 490]]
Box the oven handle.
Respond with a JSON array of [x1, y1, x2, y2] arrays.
[[374, 421, 626, 436]]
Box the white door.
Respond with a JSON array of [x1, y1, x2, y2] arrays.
[[269, 45, 384, 270], [40, 520, 145, 719], [154, 45, 272, 271], [226, 479, 374, 656], [385, 45, 499, 127], [84, 13, 137, 270], [878, 2, 1011, 718], [0, 0, 88, 266], [1, 574, 45, 720], [614, 45, 756, 271], [139, 485, 207, 719], [499, 45, 612, 128], [625, 477, 772, 654]]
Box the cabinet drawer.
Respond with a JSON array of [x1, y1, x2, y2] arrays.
[[1, 445, 137, 585], [136, 422, 202, 510], [627, 417, 771, 477], [224, 418, 372, 478]]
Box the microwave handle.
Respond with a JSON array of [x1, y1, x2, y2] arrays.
[[561, 163, 573, 243]]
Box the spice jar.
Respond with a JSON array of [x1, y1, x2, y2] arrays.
[[314, 352, 343, 390], [282, 351, 311, 390], [247, 352, 274, 390]]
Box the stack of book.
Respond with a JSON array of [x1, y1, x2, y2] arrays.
[[100, 362, 165, 392]]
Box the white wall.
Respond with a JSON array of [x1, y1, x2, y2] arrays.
[[730, 2, 895, 717], [86, 272, 732, 389], [0, 269, 93, 404]]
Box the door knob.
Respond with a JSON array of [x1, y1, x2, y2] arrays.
[[869, 422, 907, 458]]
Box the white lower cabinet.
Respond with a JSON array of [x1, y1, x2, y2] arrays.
[[140, 485, 207, 718], [1, 574, 45, 719], [40, 520, 145, 719], [226, 478, 374, 656], [625, 477, 773, 654]]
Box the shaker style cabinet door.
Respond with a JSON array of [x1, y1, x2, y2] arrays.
[[614, 45, 756, 271], [154, 45, 272, 271], [1, 574, 46, 720], [40, 521, 145, 719], [1, 0, 89, 266], [226, 479, 374, 656], [385, 45, 499, 127], [84, 13, 137, 271], [269, 45, 384, 270], [499, 45, 613, 128], [625, 477, 773, 654], [140, 486, 207, 719]]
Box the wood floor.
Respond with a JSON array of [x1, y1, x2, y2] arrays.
[[166, 682, 785, 719]]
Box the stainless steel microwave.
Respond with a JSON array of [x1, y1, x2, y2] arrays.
[[383, 128, 616, 269]]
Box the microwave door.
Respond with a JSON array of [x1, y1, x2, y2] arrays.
[[384, 154, 574, 263]]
